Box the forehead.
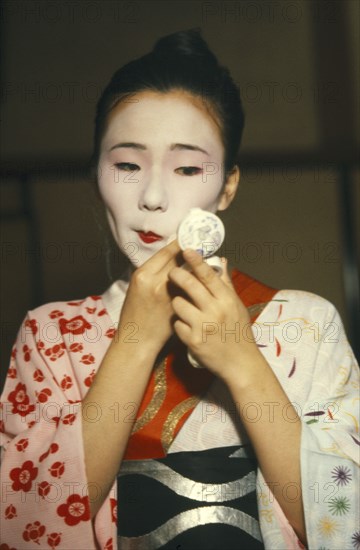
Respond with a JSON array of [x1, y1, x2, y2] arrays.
[[102, 89, 224, 155]]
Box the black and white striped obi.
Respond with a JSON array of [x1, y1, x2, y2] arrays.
[[117, 445, 264, 549]]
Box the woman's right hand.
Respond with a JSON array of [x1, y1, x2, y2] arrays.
[[115, 239, 183, 356]]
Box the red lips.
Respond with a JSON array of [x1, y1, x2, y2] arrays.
[[137, 231, 163, 244]]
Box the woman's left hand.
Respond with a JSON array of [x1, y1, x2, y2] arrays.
[[168, 248, 261, 381]]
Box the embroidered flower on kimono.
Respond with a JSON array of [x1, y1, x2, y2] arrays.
[[351, 530, 360, 549], [22, 521, 46, 545], [8, 382, 35, 417], [4, 504, 17, 519], [317, 516, 339, 538], [10, 460, 38, 492], [331, 465, 352, 486], [25, 318, 38, 334], [0, 543, 17, 550], [328, 495, 351, 515], [15, 438, 29, 452], [47, 532, 62, 548], [104, 538, 113, 550], [57, 494, 90, 526], [59, 315, 92, 335]]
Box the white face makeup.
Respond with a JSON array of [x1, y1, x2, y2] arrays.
[[97, 89, 235, 267]]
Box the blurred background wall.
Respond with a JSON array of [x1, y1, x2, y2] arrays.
[[1, 0, 359, 392]]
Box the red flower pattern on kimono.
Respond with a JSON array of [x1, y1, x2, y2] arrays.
[[98, 308, 107, 317], [23, 345, 32, 362], [15, 438, 29, 452], [25, 318, 38, 334], [84, 369, 96, 387], [48, 461, 65, 478], [36, 388, 52, 403], [60, 375, 73, 390], [57, 494, 90, 526], [44, 344, 66, 362], [47, 532, 62, 548], [7, 367, 17, 379], [49, 310, 64, 319], [105, 327, 115, 338], [38, 481, 51, 499], [62, 413, 76, 425], [10, 460, 38, 492], [8, 382, 35, 416], [4, 505, 17, 519], [69, 342, 83, 353], [80, 353, 95, 365], [59, 315, 92, 335], [39, 442, 59, 462], [22, 521, 46, 544], [33, 368, 45, 382]]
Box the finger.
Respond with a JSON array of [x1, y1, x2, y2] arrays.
[[219, 257, 233, 288], [173, 318, 192, 345], [172, 295, 200, 327], [142, 239, 182, 274], [169, 266, 212, 311], [182, 249, 225, 298]]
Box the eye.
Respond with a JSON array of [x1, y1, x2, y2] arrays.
[[114, 162, 140, 171], [175, 167, 202, 176]]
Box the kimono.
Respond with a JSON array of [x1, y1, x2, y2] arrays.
[[0, 269, 359, 549]]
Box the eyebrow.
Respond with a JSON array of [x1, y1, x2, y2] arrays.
[[108, 142, 209, 156]]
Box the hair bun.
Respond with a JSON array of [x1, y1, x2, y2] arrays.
[[152, 28, 218, 67]]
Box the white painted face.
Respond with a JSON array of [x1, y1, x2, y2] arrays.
[[97, 89, 237, 266]]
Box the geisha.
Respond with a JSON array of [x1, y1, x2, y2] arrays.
[[1, 28, 359, 550]]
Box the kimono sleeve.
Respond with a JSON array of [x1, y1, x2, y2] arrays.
[[256, 296, 359, 550], [0, 312, 98, 549], [299, 303, 359, 549]]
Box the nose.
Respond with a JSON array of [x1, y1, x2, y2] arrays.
[[139, 172, 168, 212]]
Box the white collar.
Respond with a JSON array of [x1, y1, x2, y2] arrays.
[[101, 278, 130, 324]]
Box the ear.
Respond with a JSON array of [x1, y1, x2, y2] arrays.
[[217, 165, 240, 211]]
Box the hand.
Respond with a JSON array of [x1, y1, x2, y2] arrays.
[[115, 239, 183, 356], [169, 249, 261, 381]]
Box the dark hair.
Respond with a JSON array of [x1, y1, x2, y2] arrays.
[[92, 28, 245, 177]]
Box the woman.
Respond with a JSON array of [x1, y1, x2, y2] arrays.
[[1, 29, 359, 550]]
